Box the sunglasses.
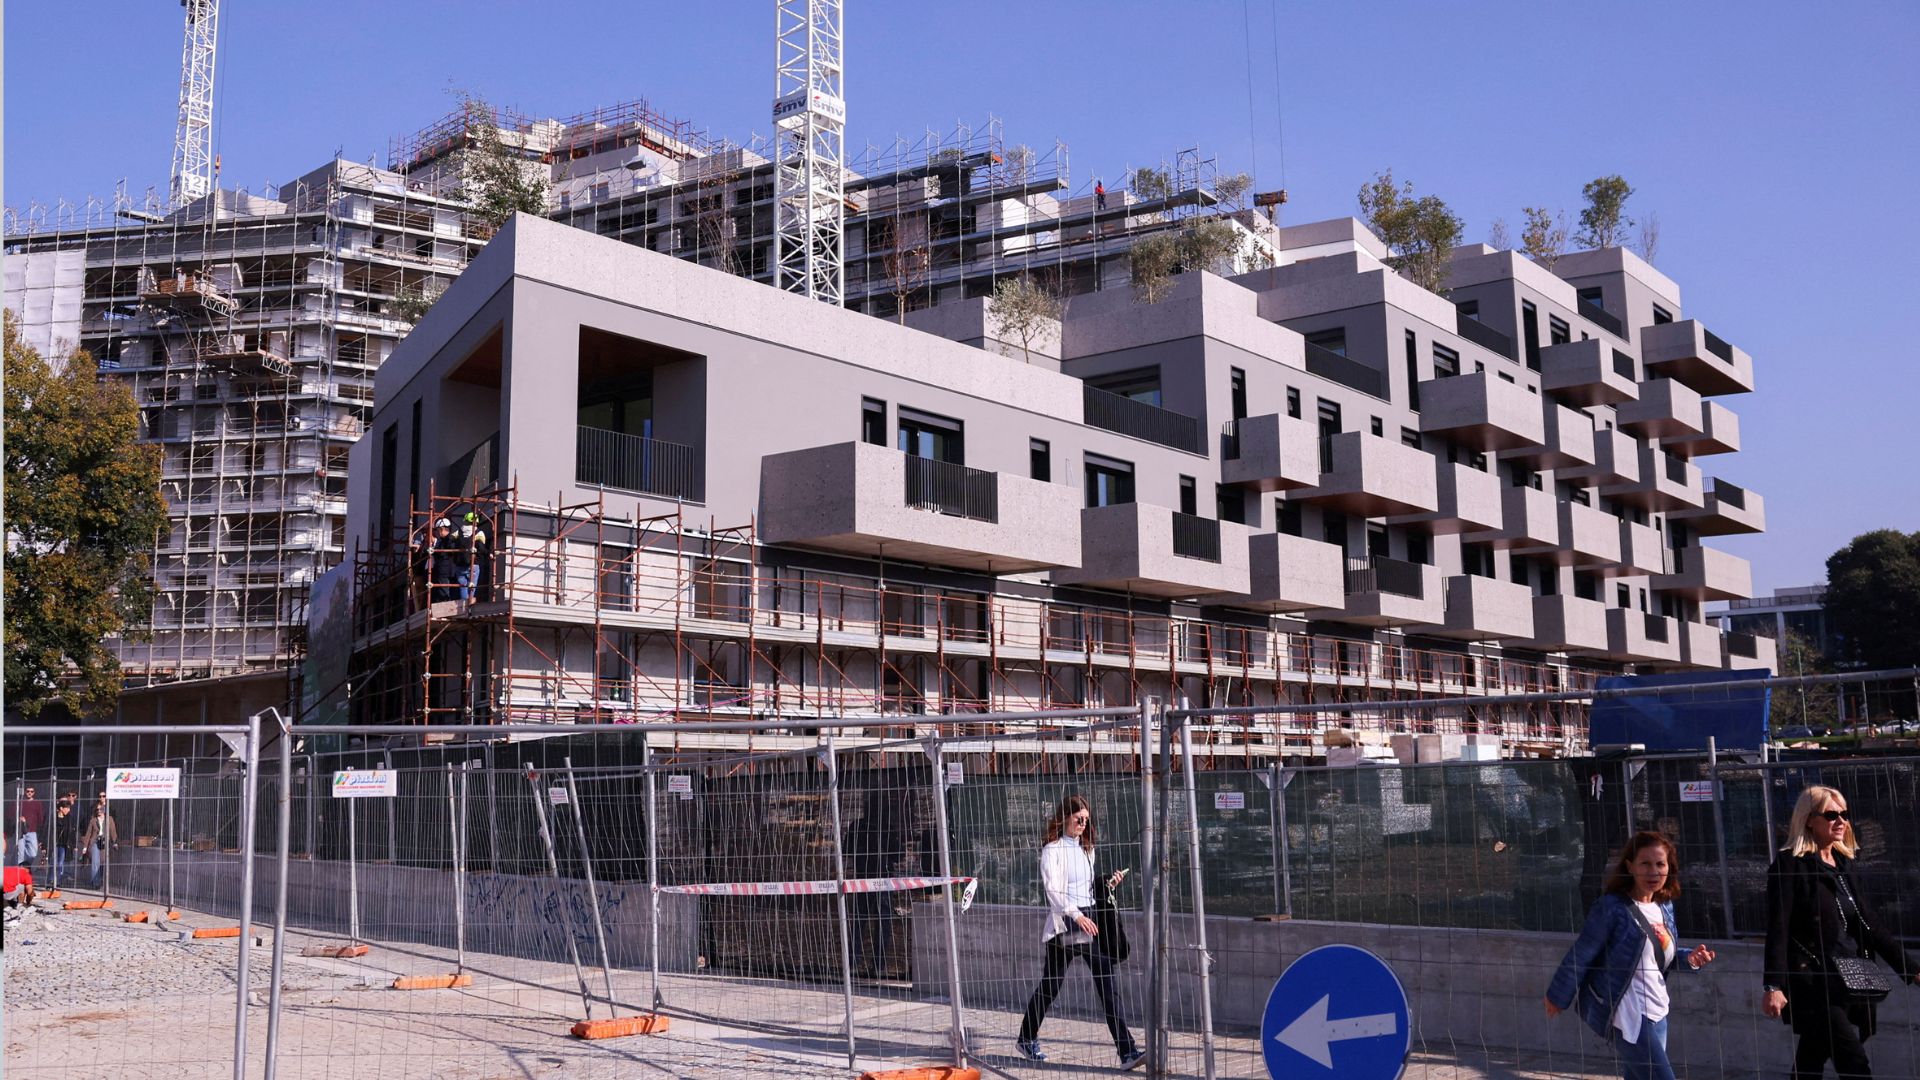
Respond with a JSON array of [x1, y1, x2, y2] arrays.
[[1070, 813, 1091, 823], [1818, 810, 1850, 823]]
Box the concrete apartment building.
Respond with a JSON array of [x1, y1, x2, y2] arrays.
[[327, 210, 1772, 750]]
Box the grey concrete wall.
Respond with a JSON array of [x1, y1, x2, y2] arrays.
[[915, 903, 1920, 1076]]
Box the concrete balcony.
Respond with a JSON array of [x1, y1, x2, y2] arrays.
[[1539, 338, 1640, 406], [1220, 413, 1320, 492], [1387, 460, 1501, 534], [1315, 555, 1443, 627], [1516, 499, 1621, 567], [1723, 631, 1777, 672], [1530, 594, 1611, 652], [1671, 478, 1765, 536], [1601, 444, 1703, 511], [1641, 319, 1755, 397], [1560, 427, 1642, 487], [1433, 574, 1536, 641], [1663, 400, 1740, 458], [1222, 531, 1347, 613], [1603, 608, 1681, 663], [1615, 518, 1666, 576], [1468, 484, 1559, 549], [1053, 502, 1252, 598], [1417, 371, 1546, 451], [1500, 403, 1596, 471], [1616, 378, 1705, 441], [1652, 545, 1753, 602], [760, 442, 1082, 573], [1673, 619, 1725, 670], [1293, 432, 1439, 517]]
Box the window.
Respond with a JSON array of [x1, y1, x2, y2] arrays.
[[1366, 524, 1389, 559], [1574, 571, 1598, 601], [895, 411, 964, 469], [1216, 484, 1245, 524], [1651, 304, 1674, 325], [1404, 330, 1421, 412], [1088, 367, 1162, 407], [1286, 386, 1301, 419], [1521, 300, 1541, 370], [1570, 486, 1591, 506], [1321, 510, 1349, 554], [378, 424, 398, 549], [1617, 583, 1631, 609], [1370, 416, 1384, 437], [1431, 343, 1460, 379], [408, 399, 422, 514], [1639, 587, 1649, 613], [1497, 371, 1515, 384], [1463, 542, 1495, 578], [1316, 399, 1341, 473], [861, 397, 887, 446], [1549, 315, 1571, 346], [1510, 555, 1530, 586], [1405, 528, 1431, 566], [1576, 286, 1605, 311], [1457, 299, 1480, 321], [1305, 328, 1348, 357], [1229, 368, 1247, 421], [1030, 438, 1051, 482], [1401, 427, 1421, 449], [1084, 454, 1134, 508], [1540, 567, 1556, 595], [1276, 499, 1303, 537], [1178, 476, 1198, 516]]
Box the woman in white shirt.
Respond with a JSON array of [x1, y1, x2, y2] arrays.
[[1015, 794, 1144, 1069]]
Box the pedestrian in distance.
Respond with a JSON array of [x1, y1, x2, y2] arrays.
[[1763, 785, 1917, 1080], [50, 801, 74, 888], [1015, 794, 1144, 1070], [1545, 831, 1717, 1080], [16, 784, 45, 866], [79, 796, 119, 888]]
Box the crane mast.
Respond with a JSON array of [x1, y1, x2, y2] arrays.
[[772, 0, 845, 306], [170, 0, 220, 206]]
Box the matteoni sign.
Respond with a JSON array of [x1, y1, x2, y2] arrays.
[[107, 768, 181, 800], [331, 770, 398, 798]]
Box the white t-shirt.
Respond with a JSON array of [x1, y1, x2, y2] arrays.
[[1038, 837, 1096, 944], [1613, 900, 1673, 1044]]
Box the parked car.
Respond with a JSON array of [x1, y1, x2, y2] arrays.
[[1777, 726, 1814, 740]]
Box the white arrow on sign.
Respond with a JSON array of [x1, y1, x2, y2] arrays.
[[1274, 993, 1398, 1068]]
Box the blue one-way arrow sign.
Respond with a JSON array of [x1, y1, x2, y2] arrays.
[[1262, 944, 1411, 1079]]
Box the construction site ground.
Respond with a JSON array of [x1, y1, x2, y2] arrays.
[[3, 886, 1627, 1079]]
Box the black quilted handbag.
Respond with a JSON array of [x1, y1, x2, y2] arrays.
[[1831, 873, 1894, 1002]]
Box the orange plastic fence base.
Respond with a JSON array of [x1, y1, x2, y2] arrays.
[[63, 899, 112, 910], [41, 890, 61, 899], [392, 974, 474, 991], [301, 943, 370, 958], [165, 910, 182, 921], [858, 1069, 981, 1080], [571, 1014, 671, 1040], [124, 911, 151, 923], [191, 926, 242, 939]]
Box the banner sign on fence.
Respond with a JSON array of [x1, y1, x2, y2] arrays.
[[548, 786, 569, 806], [667, 775, 693, 797], [1679, 780, 1717, 803], [946, 762, 964, 785], [107, 768, 180, 800], [331, 770, 397, 798], [1216, 790, 1246, 811]]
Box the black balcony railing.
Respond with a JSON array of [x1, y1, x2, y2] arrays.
[[576, 426, 703, 501], [1644, 613, 1670, 643], [1303, 342, 1389, 399], [1727, 631, 1760, 659], [1081, 383, 1205, 454], [1703, 329, 1734, 363], [1345, 555, 1424, 598], [1715, 480, 1747, 510], [1171, 512, 1221, 562], [1221, 419, 1243, 460], [1455, 310, 1515, 360], [1577, 298, 1625, 338], [1612, 348, 1637, 380], [904, 454, 999, 522]]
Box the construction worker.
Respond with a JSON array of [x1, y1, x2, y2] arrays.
[[431, 518, 465, 602], [1095, 180, 1107, 211], [460, 511, 491, 602]]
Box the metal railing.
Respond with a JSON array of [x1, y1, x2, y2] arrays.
[[1346, 554, 1424, 598], [1081, 383, 1205, 454], [1455, 309, 1515, 359], [1303, 341, 1389, 399], [903, 454, 998, 523], [575, 426, 703, 501], [1703, 328, 1735, 363], [1612, 348, 1637, 379], [1644, 612, 1670, 642], [1220, 419, 1243, 460], [1171, 512, 1221, 562], [1576, 297, 1625, 338]]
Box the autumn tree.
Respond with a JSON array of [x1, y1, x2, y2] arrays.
[[1575, 175, 1635, 249], [4, 315, 168, 716], [1356, 169, 1464, 294], [989, 274, 1064, 363], [456, 93, 549, 231], [882, 212, 934, 324], [1520, 206, 1571, 269]]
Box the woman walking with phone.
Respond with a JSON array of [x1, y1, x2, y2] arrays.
[[1763, 786, 1917, 1079], [1015, 794, 1144, 1069]]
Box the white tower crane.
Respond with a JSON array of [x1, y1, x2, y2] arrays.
[[771, 0, 845, 306], [169, 0, 220, 206]]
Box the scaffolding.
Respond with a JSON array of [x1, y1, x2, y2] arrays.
[[346, 490, 1602, 758]]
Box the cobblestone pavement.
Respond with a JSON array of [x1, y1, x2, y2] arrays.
[[4, 891, 1625, 1079]]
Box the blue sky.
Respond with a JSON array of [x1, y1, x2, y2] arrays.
[[7, 1, 1916, 592]]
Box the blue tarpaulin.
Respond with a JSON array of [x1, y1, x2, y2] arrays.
[[1588, 668, 1773, 751]]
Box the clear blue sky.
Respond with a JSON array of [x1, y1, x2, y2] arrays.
[[7, 1, 1916, 593]]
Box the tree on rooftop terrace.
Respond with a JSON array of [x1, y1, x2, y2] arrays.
[[990, 273, 1064, 363], [1213, 172, 1253, 211], [457, 93, 549, 232], [1575, 175, 1635, 250], [1357, 169, 1463, 294], [4, 314, 167, 717], [1520, 206, 1571, 270]]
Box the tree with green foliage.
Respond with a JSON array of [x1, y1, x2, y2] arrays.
[[1575, 175, 1635, 250], [4, 315, 168, 716], [1356, 169, 1463, 294], [1128, 219, 1247, 303], [1771, 629, 1839, 732], [1212, 172, 1253, 210], [989, 274, 1064, 363], [1129, 233, 1182, 303], [1520, 206, 1570, 269], [456, 93, 549, 232], [1823, 529, 1920, 671], [1129, 166, 1174, 204]]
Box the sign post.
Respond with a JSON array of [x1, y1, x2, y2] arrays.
[[332, 770, 397, 945], [1261, 944, 1410, 1079]]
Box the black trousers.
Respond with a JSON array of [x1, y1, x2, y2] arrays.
[[1018, 935, 1135, 1054], [1794, 1000, 1875, 1080]]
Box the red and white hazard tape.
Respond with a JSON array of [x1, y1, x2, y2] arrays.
[[657, 875, 978, 911]]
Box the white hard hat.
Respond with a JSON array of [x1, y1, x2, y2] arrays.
[[436, 518, 451, 528]]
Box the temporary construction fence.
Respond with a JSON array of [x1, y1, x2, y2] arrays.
[[5, 669, 1920, 1079]]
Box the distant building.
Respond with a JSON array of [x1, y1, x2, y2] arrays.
[[1712, 584, 1832, 655]]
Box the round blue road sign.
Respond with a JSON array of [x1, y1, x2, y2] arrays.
[[1261, 943, 1410, 1080]]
